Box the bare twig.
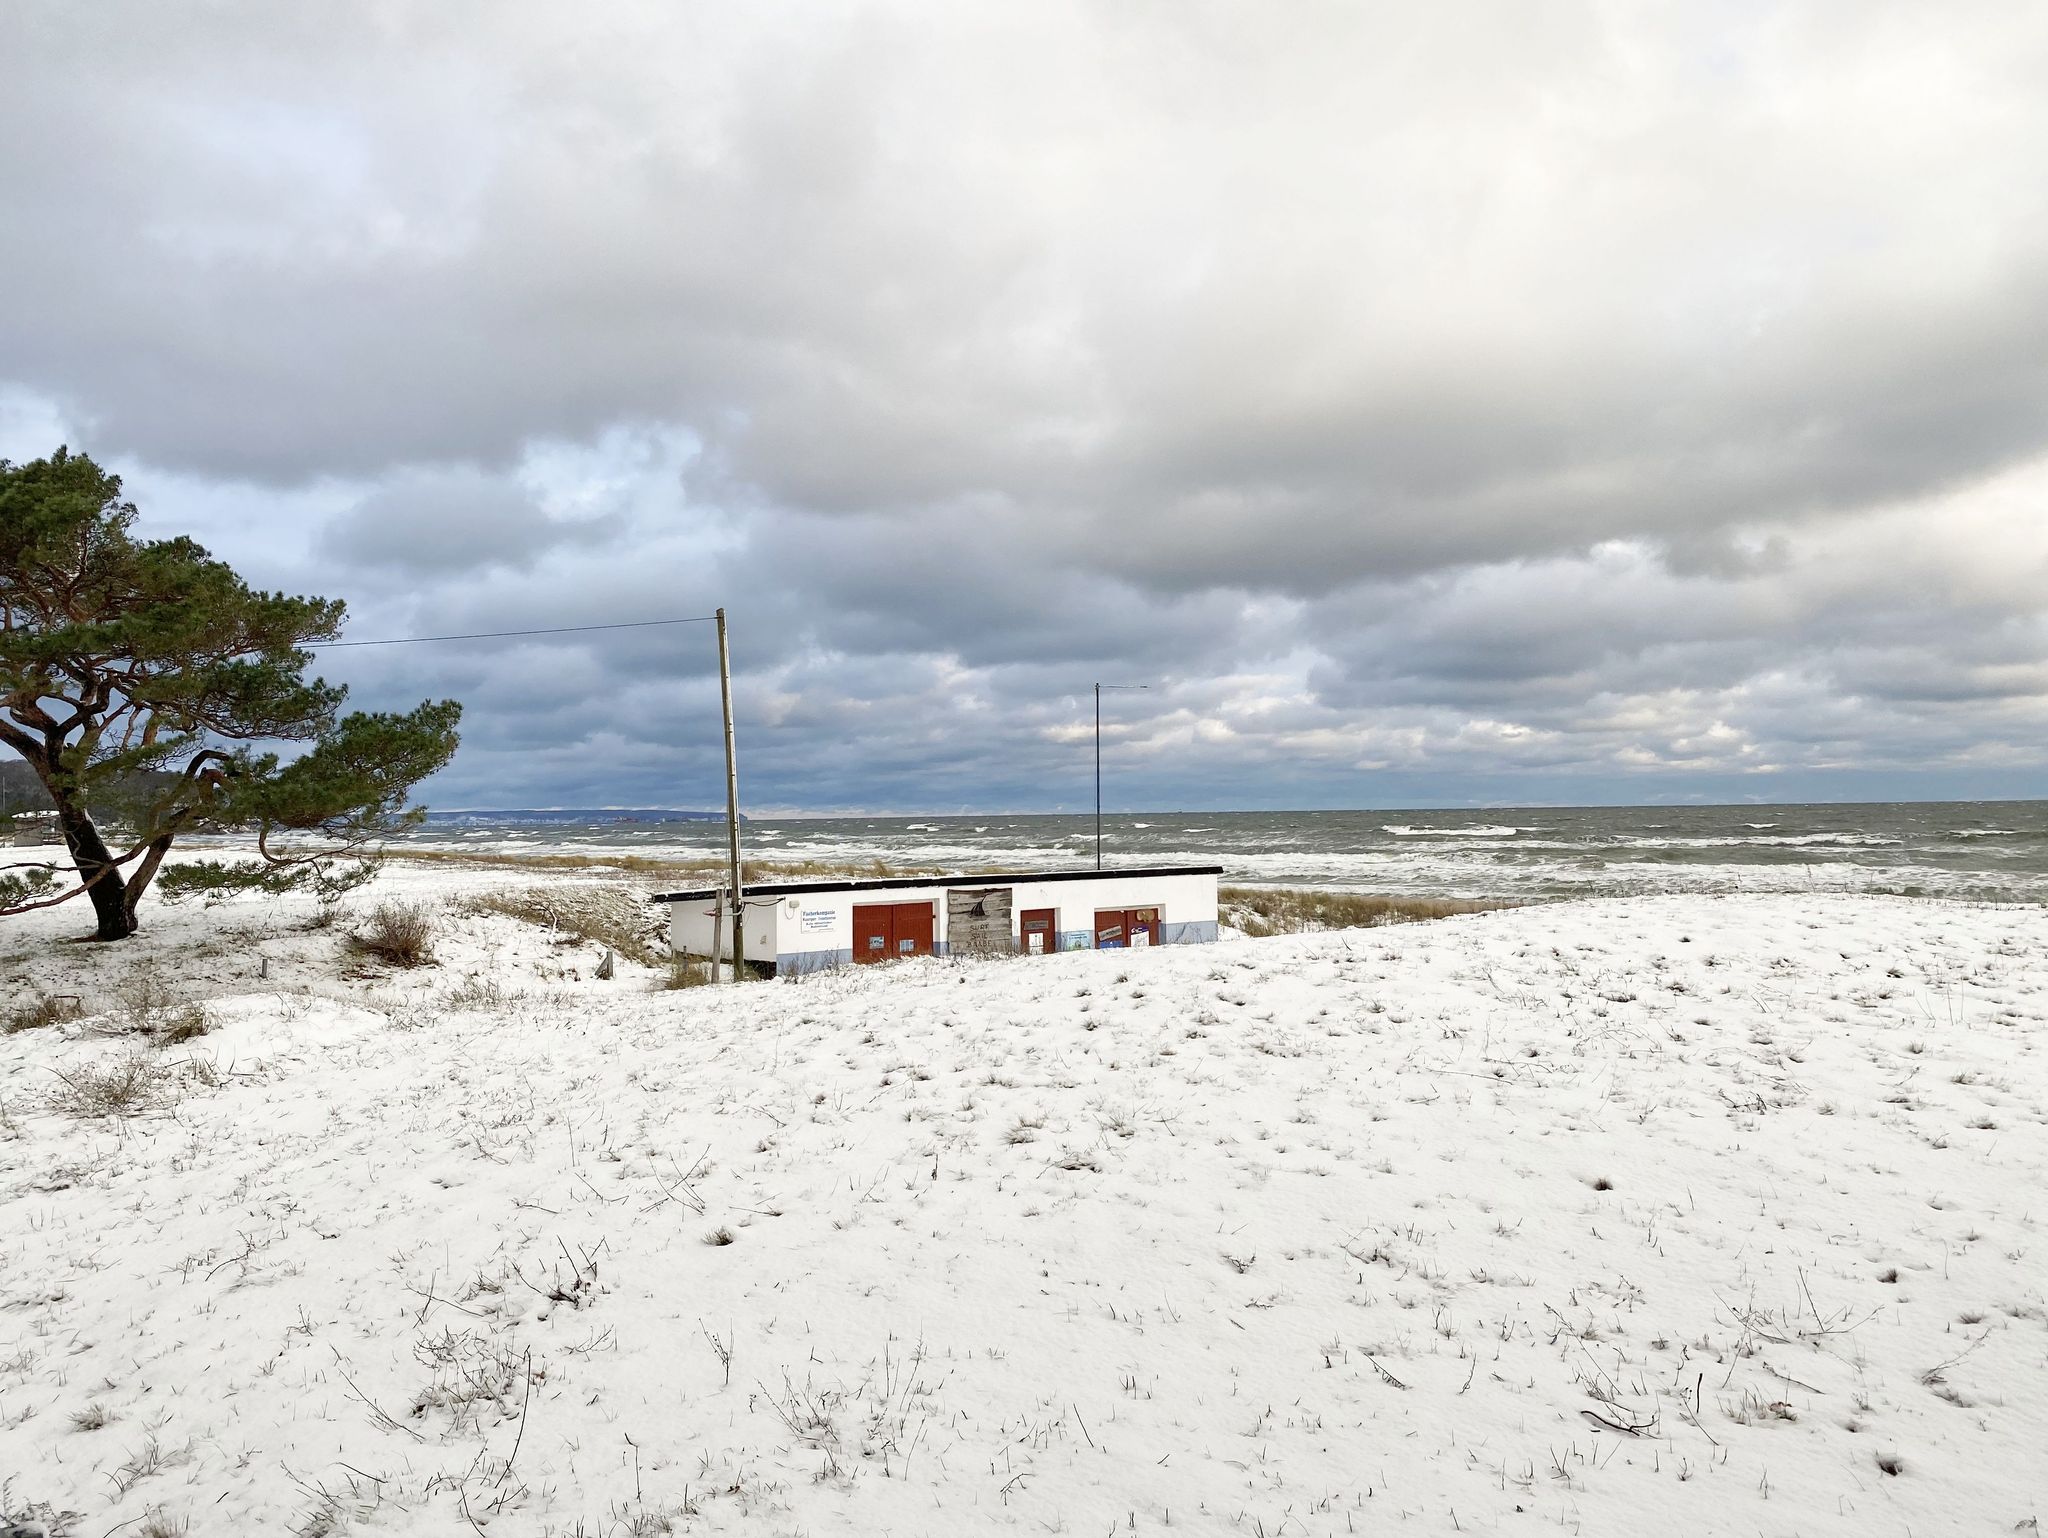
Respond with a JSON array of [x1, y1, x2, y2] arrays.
[[330, 1347, 424, 1442], [1367, 1356, 1408, 1390], [497, 1347, 534, 1484]]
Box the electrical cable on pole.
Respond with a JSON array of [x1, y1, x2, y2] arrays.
[[303, 610, 742, 979], [306, 615, 719, 648]]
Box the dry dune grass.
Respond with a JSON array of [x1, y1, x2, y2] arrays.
[[1220, 884, 1514, 936], [459, 884, 671, 967], [392, 848, 936, 885]]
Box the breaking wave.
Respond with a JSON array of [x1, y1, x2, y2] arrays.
[[1383, 825, 1520, 837]]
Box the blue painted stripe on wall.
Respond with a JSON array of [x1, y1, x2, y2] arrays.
[[775, 920, 1217, 975], [776, 948, 855, 975]]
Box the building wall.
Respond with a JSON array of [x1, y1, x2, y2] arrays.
[[667, 891, 780, 969], [10, 812, 60, 848], [666, 871, 1218, 976]]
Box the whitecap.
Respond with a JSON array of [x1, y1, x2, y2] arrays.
[[1383, 824, 1519, 837]]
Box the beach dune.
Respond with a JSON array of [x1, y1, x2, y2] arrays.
[[0, 857, 2042, 1535]]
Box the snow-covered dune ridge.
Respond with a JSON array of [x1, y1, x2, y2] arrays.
[[1, 864, 2043, 1536]]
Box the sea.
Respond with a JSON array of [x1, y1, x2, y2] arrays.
[[403, 801, 2048, 903]]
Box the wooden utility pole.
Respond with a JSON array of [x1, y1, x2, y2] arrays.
[[717, 608, 745, 980]]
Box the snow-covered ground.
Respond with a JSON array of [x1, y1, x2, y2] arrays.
[[2, 861, 2044, 1536]]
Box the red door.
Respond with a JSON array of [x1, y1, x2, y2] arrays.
[[852, 902, 935, 964], [1094, 907, 1162, 950], [1127, 907, 1159, 949], [894, 902, 933, 959], [1019, 907, 1057, 956]]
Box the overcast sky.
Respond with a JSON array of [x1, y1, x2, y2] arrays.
[[5, 2, 2047, 812]]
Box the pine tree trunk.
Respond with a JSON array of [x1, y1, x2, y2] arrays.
[[124, 833, 176, 933], [57, 802, 135, 941]]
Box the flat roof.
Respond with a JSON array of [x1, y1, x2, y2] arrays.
[[650, 864, 1223, 903]]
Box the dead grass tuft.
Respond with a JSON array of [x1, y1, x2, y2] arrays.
[[350, 901, 435, 968], [49, 1051, 170, 1119], [661, 956, 716, 989], [96, 966, 211, 1043], [3, 989, 83, 1035], [1220, 886, 1515, 937]]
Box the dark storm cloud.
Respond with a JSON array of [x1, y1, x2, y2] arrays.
[[4, 1, 2048, 808]]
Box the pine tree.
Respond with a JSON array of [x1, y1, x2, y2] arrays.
[[1, 448, 461, 939]]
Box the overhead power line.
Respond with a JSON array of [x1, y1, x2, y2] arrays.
[[306, 615, 720, 648]]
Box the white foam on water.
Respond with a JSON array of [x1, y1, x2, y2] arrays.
[[1383, 824, 1520, 837], [1612, 833, 1903, 849]]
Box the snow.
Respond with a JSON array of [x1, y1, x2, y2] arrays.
[[2, 860, 2045, 1536]]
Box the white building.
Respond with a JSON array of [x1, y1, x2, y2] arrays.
[[653, 866, 1220, 977], [10, 811, 59, 847]]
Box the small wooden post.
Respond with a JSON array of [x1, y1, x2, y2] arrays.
[[708, 879, 726, 985]]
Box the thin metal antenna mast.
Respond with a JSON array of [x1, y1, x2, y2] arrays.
[[1094, 682, 1147, 870], [717, 608, 744, 981]]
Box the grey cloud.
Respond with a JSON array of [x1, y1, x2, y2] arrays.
[[5, 3, 2047, 593], [319, 466, 624, 573], [6, 3, 2048, 810]]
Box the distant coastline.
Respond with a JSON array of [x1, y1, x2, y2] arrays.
[[420, 808, 736, 826]]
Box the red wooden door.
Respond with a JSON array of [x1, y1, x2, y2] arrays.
[[895, 902, 933, 958], [1019, 907, 1057, 956], [1094, 907, 1161, 949], [852, 903, 893, 963], [852, 902, 934, 964]]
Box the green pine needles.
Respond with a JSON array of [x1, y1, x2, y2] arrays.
[[1, 447, 461, 939]]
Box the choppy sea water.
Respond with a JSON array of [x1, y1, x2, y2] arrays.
[[397, 802, 2048, 903]]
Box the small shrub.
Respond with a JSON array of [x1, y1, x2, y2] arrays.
[[3, 990, 82, 1035], [351, 902, 435, 967]]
